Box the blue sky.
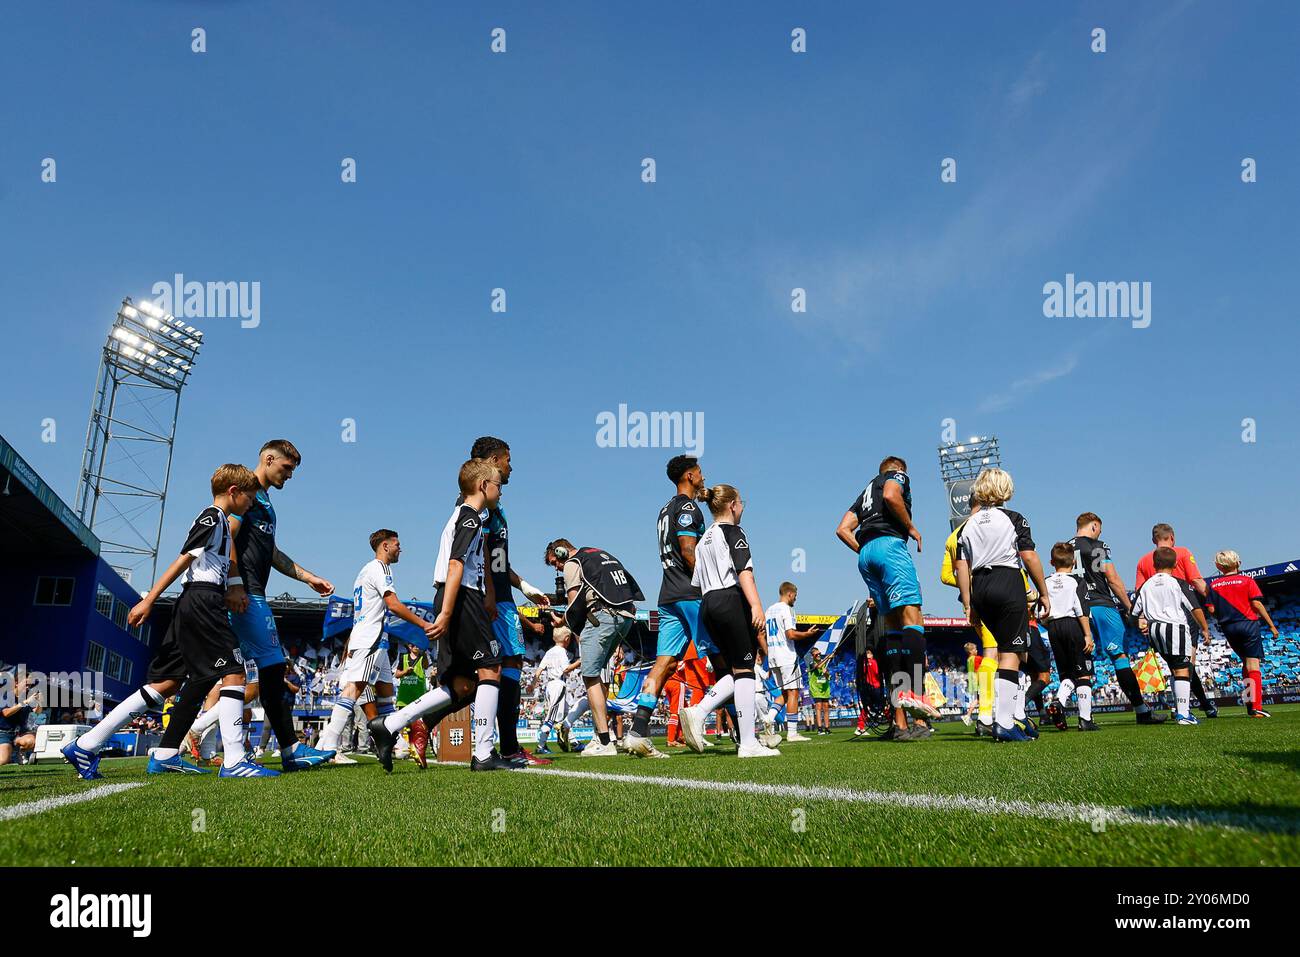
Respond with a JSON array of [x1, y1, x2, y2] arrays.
[[2, 1, 1297, 615]]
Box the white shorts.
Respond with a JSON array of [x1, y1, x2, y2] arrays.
[[543, 679, 568, 724], [341, 643, 393, 687], [769, 658, 801, 692]]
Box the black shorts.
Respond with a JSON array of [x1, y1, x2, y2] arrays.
[[146, 584, 244, 684], [1160, 651, 1191, 672], [971, 568, 1029, 654], [1149, 620, 1193, 670], [1046, 617, 1093, 682], [1025, 626, 1052, 674], [433, 584, 500, 684], [700, 586, 757, 671], [1222, 620, 1264, 661]]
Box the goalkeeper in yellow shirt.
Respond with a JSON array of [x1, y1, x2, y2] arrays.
[[943, 512, 997, 735]]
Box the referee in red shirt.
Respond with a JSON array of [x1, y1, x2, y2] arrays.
[[1134, 523, 1216, 717]]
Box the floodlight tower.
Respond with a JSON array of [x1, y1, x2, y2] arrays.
[[937, 435, 1002, 531], [76, 298, 203, 584]]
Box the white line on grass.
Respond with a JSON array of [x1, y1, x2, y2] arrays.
[[0, 783, 145, 823], [521, 768, 1298, 834]]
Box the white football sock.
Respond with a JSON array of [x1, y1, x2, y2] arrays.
[[786, 709, 800, 737], [1077, 684, 1093, 721], [1014, 673, 1028, 720], [317, 700, 354, 751], [995, 675, 1018, 729], [219, 686, 247, 767], [564, 698, 590, 727], [472, 682, 499, 761], [1057, 679, 1075, 706], [79, 687, 164, 752], [697, 674, 735, 712], [384, 687, 453, 734], [734, 677, 757, 747], [200, 734, 219, 760], [191, 705, 220, 736], [1175, 677, 1190, 716]]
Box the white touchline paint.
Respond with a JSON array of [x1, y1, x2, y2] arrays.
[[0, 783, 144, 823], [520, 768, 1298, 834]]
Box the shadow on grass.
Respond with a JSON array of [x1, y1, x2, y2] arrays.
[[1227, 749, 1300, 774], [1122, 799, 1300, 835]]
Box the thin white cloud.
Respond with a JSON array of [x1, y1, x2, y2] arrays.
[[770, 8, 1193, 372], [977, 352, 1079, 414], [1006, 51, 1048, 114]]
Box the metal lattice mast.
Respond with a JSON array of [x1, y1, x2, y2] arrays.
[[76, 298, 203, 584]]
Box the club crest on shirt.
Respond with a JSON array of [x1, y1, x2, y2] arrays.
[[677, 513, 694, 527]]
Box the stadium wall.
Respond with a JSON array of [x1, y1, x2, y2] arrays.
[[0, 554, 150, 709], [0, 432, 149, 708]]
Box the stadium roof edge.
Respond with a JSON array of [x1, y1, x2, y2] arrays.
[[1207, 559, 1300, 584], [0, 432, 100, 560]]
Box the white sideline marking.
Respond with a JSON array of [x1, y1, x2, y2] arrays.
[[521, 768, 1298, 834], [0, 783, 145, 823]]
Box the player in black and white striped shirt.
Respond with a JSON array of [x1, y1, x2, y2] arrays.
[[677, 484, 780, 758], [1134, 547, 1212, 725], [64, 465, 275, 779], [954, 468, 1050, 743]]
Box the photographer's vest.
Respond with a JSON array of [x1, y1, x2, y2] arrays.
[[564, 547, 644, 633]]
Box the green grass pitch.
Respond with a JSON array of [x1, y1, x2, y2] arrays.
[[3, 705, 1296, 867]]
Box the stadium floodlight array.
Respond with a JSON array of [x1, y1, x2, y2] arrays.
[[937, 435, 1001, 484], [110, 299, 203, 389], [937, 435, 1002, 530], [74, 298, 204, 584]]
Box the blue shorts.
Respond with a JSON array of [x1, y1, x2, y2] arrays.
[[856, 537, 922, 615], [0, 726, 21, 747], [657, 600, 715, 658], [493, 602, 524, 658], [229, 593, 286, 668], [1222, 620, 1264, 661], [1088, 604, 1127, 660]]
